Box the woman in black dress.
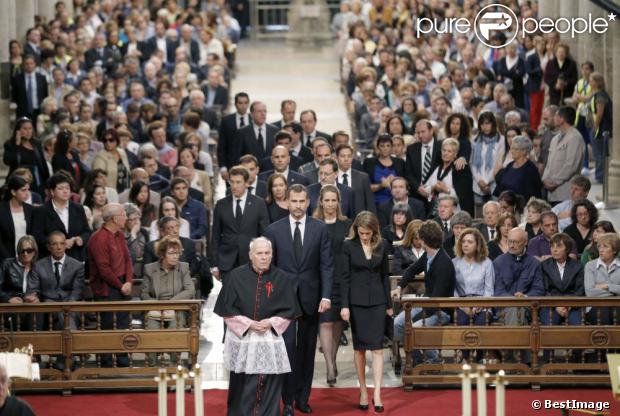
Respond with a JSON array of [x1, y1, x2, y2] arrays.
[[341, 211, 392, 412], [381, 202, 411, 254], [3, 117, 49, 195], [487, 213, 518, 260], [51, 129, 88, 189], [0, 176, 33, 259], [265, 173, 289, 223], [312, 185, 351, 386], [564, 199, 598, 256]]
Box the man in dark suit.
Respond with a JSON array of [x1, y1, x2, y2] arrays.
[[272, 99, 297, 129], [218, 92, 251, 181], [202, 71, 229, 110], [475, 201, 501, 242], [32, 174, 91, 262], [178, 24, 201, 64], [404, 120, 442, 200], [210, 166, 269, 281], [27, 231, 85, 370], [265, 184, 333, 415], [238, 101, 278, 161], [144, 20, 177, 64], [377, 177, 426, 229], [335, 143, 375, 215], [258, 145, 309, 186], [239, 154, 268, 199], [259, 130, 303, 172], [308, 159, 355, 218], [84, 33, 120, 71], [300, 109, 332, 147], [11, 55, 48, 121], [24, 28, 42, 63], [299, 139, 332, 184], [434, 195, 458, 241], [284, 122, 313, 164], [332, 131, 363, 171]]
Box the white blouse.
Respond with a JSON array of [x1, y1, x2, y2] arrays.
[[12, 212, 27, 251]]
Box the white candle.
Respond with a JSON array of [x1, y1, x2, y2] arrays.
[[192, 365, 204, 416], [495, 370, 506, 416], [476, 365, 487, 416], [155, 368, 168, 416], [461, 364, 472, 416], [174, 366, 186, 416]]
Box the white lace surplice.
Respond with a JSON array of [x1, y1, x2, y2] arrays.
[[223, 328, 291, 374]]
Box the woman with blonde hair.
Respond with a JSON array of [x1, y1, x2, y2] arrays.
[[392, 219, 425, 273], [313, 185, 352, 387], [341, 211, 392, 412]]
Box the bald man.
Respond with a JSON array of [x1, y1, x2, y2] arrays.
[[258, 145, 309, 186], [87, 203, 134, 367]]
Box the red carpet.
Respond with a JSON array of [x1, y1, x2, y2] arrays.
[[22, 387, 619, 415]]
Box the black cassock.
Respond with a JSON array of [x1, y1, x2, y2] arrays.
[[214, 264, 301, 416]]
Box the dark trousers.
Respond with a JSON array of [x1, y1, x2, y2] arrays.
[[541, 307, 582, 362], [228, 372, 283, 416], [282, 311, 319, 406], [96, 285, 131, 367]]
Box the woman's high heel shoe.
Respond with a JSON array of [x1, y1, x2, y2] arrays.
[[372, 399, 384, 413], [358, 394, 369, 411]]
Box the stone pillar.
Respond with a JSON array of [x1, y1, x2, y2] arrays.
[[15, 0, 37, 43], [577, 1, 607, 74], [537, 0, 558, 19], [0, 2, 17, 173], [559, 1, 579, 56], [38, 0, 56, 22], [606, 24, 620, 207]]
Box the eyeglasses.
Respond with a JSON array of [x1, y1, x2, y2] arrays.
[[19, 248, 35, 254], [104, 138, 116, 143], [166, 251, 180, 256]]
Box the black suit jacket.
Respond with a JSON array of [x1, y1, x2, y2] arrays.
[[308, 182, 355, 219], [341, 239, 391, 307], [398, 248, 455, 321], [474, 223, 495, 242], [259, 154, 303, 172], [51, 150, 88, 188], [296, 145, 314, 164], [32, 201, 91, 261], [202, 85, 229, 110], [209, 194, 269, 272], [24, 43, 41, 63], [258, 169, 309, 186], [541, 258, 584, 296], [377, 198, 426, 229], [180, 39, 200, 64], [304, 130, 332, 147], [218, 113, 243, 171], [265, 216, 334, 315], [404, 139, 442, 198], [144, 36, 178, 63], [238, 123, 279, 161], [342, 169, 376, 215], [0, 201, 33, 259], [11, 72, 48, 118], [84, 47, 120, 71]]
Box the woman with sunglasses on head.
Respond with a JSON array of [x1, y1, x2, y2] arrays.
[[0, 236, 38, 307], [92, 128, 131, 193], [4, 117, 49, 195], [0, 176, 34, 259]]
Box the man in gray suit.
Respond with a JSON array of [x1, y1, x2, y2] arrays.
[[28, 231, 85, 370]]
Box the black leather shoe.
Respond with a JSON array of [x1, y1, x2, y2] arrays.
[[282, 404, 294, 416], [373, 400, 384, 413], [295, 402, 312, 413], [339, 333, 348, 346]]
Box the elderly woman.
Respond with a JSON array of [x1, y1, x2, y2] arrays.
[[142, 235, 195, 365], [123, 203, 149, 275], [582, 221, 617, 264], [419, 138, 475, 216], [584, 233, 620, 325], [392, 220, 425, 274], [564, 199, 598, 256], [524, 197, 551, 240], [494, 135, 542, 202], [92, 129, 131, 193]]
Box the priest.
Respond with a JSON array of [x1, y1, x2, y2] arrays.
[[214, 237, 301, 416]]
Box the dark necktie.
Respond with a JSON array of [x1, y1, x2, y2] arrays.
[[26, 75, 34, 113], [422, 145, 432, 181], [257, 127, 265, 153], [294, 221, 303, 262], [443, 221, 449, 234], [239, 116, 245, 128], [489, 229, 495, 240], [306, 134, 313, 147], [342, 173, 349, 187], [236, 199, 243, 226], [248, 186, 254, 195], [54, 261, 61, 286]]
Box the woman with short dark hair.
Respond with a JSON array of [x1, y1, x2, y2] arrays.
[[0, 176, 33, 259], [52, 129, 88, 188], [581, 221, 617, 264], [564, 199, 598, 256]]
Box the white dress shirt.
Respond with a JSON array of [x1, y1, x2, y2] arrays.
[[52, 200, 69, 233], [156, 37, 167, 62], [232, 191, 249, 217], [338, 168, 353, 187], [51, 255, 67, 278], [289, 215, 306, 241], [556, 261, 566, 280]]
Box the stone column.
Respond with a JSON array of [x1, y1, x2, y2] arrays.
[[0, 2, 17, 172], [607, 24, 620, 207], [577, 1, 607, 74], [537, 0, 558, 19], [559, 1, 580, 56], [15, 0, 37, 43], [38, 0, 56, 22]]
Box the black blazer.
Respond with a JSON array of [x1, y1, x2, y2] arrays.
[[541, 257, 585, 297], [392, 245, 423, 274], [218, 113, 244, 171], [308, 182, 355, 219], [305, 130, 332, 147], [3, 140, 49, 194], [377, 197, 426, 229], [341, 239, 390, 307], [0, 201, 33, 259], [84, 46, 120, 71], [209, 194, 269, 272], [51, 150, 88, 188], [296, 145, 314, 164], [398, 248, 455, 320], [11, 72, 48, 118], [265, 216, 334, 315], [259, 154, 303, 172], [258, 169, 309, 186], [448, 164, 475, 217], [404, 139, 442, 198], [201, 85, 229, 110], [474, 223, 495, 242], [344, 169, 376, 215], [238, 123, 279, 161], [32, 201, 91, 261], [144, 36, 178, 63], [362, 156, 405, 183]]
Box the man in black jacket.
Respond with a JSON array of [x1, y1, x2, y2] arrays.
[[404, 120, 441, 200], [11, 55, 48, 121], [377, 177, 426, 229], [218, 93, 251, 180]]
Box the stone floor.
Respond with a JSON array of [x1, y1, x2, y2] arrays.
[[200, 39, 400, 391]]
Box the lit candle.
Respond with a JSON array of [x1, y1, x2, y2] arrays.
[[476, 365, 488, 416], [192, 365, 204, 416], [495, 370, 506, 416], [461, 364, 472, 416], [174, 365, 186, 416], [154, 368, 168, 416]]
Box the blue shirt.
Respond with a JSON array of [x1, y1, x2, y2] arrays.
[[180, 197, 209, 239], [453, 257, 495, 297], [426, 252, 435, 273]]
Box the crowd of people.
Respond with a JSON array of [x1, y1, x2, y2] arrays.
[[1, 0, 619, 415]]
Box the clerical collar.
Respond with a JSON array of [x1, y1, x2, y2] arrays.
[[251, 265, 270, 275]]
